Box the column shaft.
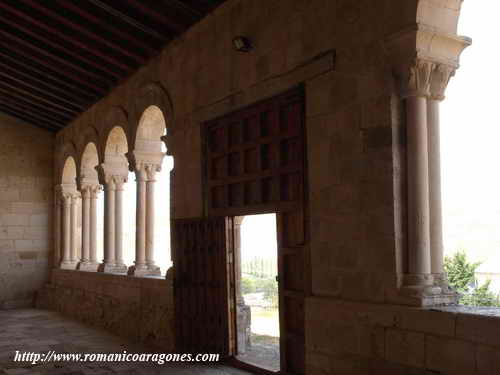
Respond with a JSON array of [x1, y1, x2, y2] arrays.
[[145, 179, 155, 267], [114, 180, 126, 271], [54, 195, 61, 268], [81, 191, 91, 263], [428, 99, 444, 276], [70, 195, 79, 264], [135, 175, 147, 268], [103, 183, 116, 267], [90, 192, 98, 264], [61, 197, 71, 265], [406, 96, 432, 277]]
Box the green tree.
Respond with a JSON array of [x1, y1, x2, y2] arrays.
[[444, 251, 500, 307], [241, 276, 256, 294]]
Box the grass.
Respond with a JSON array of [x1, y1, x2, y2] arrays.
[[252, 308, 279, 319], [251, 333, 280, 345]]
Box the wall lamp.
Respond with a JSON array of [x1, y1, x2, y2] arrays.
[[232, 36, 253, 52]]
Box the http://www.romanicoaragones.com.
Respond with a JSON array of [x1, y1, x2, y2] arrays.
[[13, 351, 220, 365]]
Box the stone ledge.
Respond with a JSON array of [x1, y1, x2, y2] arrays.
[[37, 268, 175, 351], [430, 304, 500, 317]]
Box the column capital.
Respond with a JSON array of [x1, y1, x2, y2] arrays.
[[395, 58, 436, 99], [81, 184, 102, 199], [385, 25, 471, 99], [98, 162, 129, 186], [128, 150, 164, 180], [112, 175, 127, 190], [429, 64, 456, 101], [61, 192, 72, 206]]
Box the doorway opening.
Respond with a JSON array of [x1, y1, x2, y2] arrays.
[[235, 213, 280, 372]]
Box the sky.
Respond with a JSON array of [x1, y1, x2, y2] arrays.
[[441, 1, 500, 281]]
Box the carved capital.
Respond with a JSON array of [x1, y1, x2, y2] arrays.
[[81, 184, 102, 199], [112, 175, 127, 190], [396, 59, 435, 98], [134, 162, 160, 182], [61, 193, 72, 206], [98, 163, 128, 187], [429, 64, 456, 101]]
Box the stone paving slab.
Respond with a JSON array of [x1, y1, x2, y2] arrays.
[[0, 309, 250, 375]]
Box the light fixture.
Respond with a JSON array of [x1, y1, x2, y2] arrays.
[[232, 36, 253, 52]]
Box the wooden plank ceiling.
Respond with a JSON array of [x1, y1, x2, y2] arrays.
[[0, 0, 225, 132]]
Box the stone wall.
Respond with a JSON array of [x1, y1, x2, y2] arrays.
[[306, 297, 500, 374], [0, 113, 54, 309], [37, 269, 175, 351]]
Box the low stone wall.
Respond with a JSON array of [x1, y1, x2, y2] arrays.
[[36, 269, 174, 351], [306, 297, 500, 374]]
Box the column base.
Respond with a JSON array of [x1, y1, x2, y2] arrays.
[[388, 273, 459, 307], [98, 263, 128, 274], [60, 261, 78, 270], [127, 264, 161, 277], [77, 261, 100, 272]]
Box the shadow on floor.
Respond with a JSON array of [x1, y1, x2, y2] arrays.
[[0, 309, 251, 375]]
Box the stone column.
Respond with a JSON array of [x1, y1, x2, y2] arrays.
[[399, 60, 438, 295], [80, 187, 91, 265], [128, 150, 165, 277], [234, 216, 251, 354], [100, 178, 116, 272], [113, 176, 128, 273], [428, 65, 455, 285], [78, 185, 100, 271], [69, 193, 80, 266], [128, 166, 148, 275], [145, 164, 161, 275], [89, 186, 100, 267], [53, 187, 61, 268], [60, 192, 74, 269]]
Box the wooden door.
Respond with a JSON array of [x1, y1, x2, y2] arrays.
[[172, 217, 236, 356], [277, 210, 306, 374], [203, 87, 307, 374]]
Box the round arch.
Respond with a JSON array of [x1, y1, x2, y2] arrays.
[[103, 126, 129, 166], [135, 105, 166, 153], [80, 142, 100, 185], [61, 156, 77, 185], [57, 141, 79, 184], [98, 106, 131, 162], [130, 82, 173, 149]]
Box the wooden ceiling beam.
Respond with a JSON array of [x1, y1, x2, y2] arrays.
[[0, 29, 113, 85], [162, 0, 202, 19], [0, 50, 100, 99], [0, 85, 78, 118], [0, 72, 85, 111], [0, 3, 129, 77], [124, 0, 187, 33], [86, 0, 166, 41], [20, 0, 151, 65], [54, 0, 154, 58], [0, 60, 94, 105], [0, 96, 70, 126], [0, 43, 107, 94], [0, 105, 62, 131]]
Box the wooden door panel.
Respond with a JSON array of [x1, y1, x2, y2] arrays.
[[278, 210, 306, 374], [173, 217, 234, 356], [204, 87, 305, 217]]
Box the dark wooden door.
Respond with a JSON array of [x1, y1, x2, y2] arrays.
[[203, 87, 307, 374], [172, 217, 236, 356]]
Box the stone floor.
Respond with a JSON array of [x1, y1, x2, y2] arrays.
[[0, 309, 251, 375]]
